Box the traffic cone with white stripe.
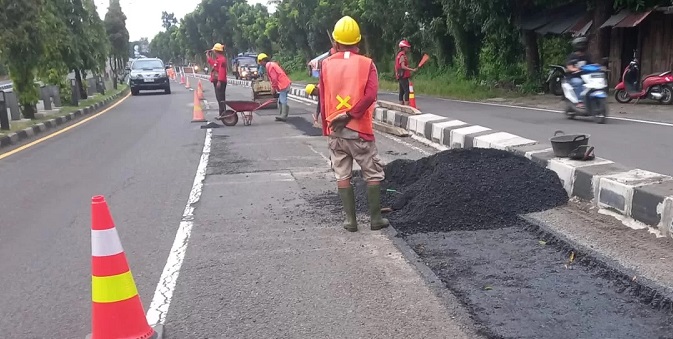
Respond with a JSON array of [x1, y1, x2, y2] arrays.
[[179, 73, 185, 85], [408, 80, 417, 109], [185, 76, 191, 90], [87, 195, 163, 339]]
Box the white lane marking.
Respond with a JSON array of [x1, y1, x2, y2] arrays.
[[377, 132, 432, 156], [146, 128, 212, 326], [307, 144, 331, 165]]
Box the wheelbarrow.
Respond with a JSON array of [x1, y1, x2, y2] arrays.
[[217, 99, 275, 126]]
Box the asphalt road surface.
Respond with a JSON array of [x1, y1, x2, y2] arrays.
[[3, 77, 673, 338], [0, 84, 204, 337]]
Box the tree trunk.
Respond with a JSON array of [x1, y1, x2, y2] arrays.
[[75, 69, 87, 99], [109, 57, 118, 90], [522, 30, 541, 82], [590, 0, 612, 60]]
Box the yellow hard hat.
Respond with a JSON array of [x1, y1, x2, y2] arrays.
[[305, 84, 316, 96], [212, 43, 224, 52], [257, 53, 268, 62], [332, 16, 361, 46]]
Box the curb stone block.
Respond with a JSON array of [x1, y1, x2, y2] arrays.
[[473, 132, 536, 150], [529, 149, 556, 167], [598, 170, 672, 215], [547, 157, 614, 196], [572, 162, 631, 200], [450, 125, 491, 149], [407, 114, 446, 136], [464, 129, 499, 149], [22, 127, 34, 138], [509, 142, 553, 158], [431, 120, 467, 144], [423, 118, 451, 140], [631, 181, 673, 233]]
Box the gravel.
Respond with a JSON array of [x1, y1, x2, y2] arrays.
[[353, 148, 568, 235]]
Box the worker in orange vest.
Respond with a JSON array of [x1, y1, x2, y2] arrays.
[[257, 53, 292, 122], [206, 43, 227, 115], [319, 15, 388, 233]]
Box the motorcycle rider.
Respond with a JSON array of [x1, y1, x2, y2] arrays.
[[566, 37, 594, 109]]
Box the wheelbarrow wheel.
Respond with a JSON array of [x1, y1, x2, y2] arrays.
[[219, 110, 239, 126]]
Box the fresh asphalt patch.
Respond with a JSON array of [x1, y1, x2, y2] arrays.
[[312, 148, 673, 338]]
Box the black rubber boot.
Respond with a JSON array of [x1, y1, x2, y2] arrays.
[[367, 184, 390, 230], [338, 186, 358, 232]]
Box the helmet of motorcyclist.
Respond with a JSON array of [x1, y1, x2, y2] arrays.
[[571, 37, 588, 53], [399, 40, 411, 48]]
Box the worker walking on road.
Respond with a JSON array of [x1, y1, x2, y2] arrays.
[[305, 83, 321, 127], [395, 40, 417, 106], [257, 53, 292, 122], [206, 43, 228, 116], [319, 15, 389, 232]]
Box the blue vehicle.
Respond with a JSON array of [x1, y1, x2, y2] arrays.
[[560, 64, 608, 124], [232, 53, 259, 80]]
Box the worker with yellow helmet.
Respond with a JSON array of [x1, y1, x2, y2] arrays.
[[305, 83, 321, 127], [206, 43, 228, 115], [319, 16, 388, 232], [257, 53, 292, 122]]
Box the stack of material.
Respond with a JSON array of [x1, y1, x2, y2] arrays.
[[251, 80, 277, 109]]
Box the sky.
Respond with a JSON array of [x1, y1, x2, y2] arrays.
[[94, 0, 274, 41]]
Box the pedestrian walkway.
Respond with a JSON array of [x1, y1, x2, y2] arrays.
[[163, 85, 479, 338]]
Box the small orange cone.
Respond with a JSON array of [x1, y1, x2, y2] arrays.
[[197, 80, 204, 100], [87, 195, 163, 339], [185, 76, 191, 89], [179, 74, 185, 85], [409, 80, 417, 108], [191, 90, 206, 123]]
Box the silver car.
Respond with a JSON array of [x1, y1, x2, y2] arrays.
[[127, 58, 171, 95]]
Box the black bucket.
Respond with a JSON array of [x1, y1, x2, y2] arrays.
[[550, 130, 590, 157]]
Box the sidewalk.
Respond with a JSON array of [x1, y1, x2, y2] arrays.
[[164, 84, 479, 338]]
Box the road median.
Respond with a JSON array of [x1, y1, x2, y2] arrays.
[[0, 86, 129, 151]]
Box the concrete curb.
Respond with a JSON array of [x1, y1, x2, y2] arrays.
[[0, 88, 130, 150], [202, 74, 673, 238]]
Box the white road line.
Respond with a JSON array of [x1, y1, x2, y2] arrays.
[[146, 128, 213, 326], [307, 144, 331, 165]]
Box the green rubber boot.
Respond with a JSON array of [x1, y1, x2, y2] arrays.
[[275, 104, 289, 122], [338, 186, 358, 232], [367, 184, 390, 230]]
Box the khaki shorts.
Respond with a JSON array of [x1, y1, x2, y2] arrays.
[[328, 136, 385, 182]]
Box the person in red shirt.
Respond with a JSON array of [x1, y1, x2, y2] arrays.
[[257, 53, 292, 122], [206, 43, 228, 116], [319, 16, 388, 233], [395, 40, 417, 106]]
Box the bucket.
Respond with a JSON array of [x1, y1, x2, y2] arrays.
[[549, 130, 590, 157]]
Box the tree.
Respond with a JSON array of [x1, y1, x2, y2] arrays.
[[105, 0, 130, 89], [0, 0, 45, 119], [162, 11, 178, 30]]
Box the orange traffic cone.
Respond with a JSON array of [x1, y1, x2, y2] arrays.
[[88, 195, 163, 339], [179, 74, 185, 85], [409, 80, 417, 108], [197, 80, 204, 100], [191, 90, 206, 123], [185, 76, 191, 89]]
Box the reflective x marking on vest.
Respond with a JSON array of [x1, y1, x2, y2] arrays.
[[336, 95, 352, 110]]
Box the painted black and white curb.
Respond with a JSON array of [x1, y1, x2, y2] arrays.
[[195, 74, 673, 237], [0, 89, 130, 150]]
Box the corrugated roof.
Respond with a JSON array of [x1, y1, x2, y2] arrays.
[[600, 10, 630, 28], [567, 14, 593, 36], [519, 2, 585, 32], [614, 10, 653, 27], [534, 6, 587, 35]]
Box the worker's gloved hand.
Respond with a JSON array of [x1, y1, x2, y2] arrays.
[[330, 113, 351, 133]]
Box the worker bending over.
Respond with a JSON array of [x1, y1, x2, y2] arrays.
[[319, 16, 389, 232], [257, 53, 292, 122]]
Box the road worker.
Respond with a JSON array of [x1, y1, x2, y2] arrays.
[[257, 53, 292, 122], [319, 16, 388, 232], [395, 39, 417, 106], [206, 43, 228, 116]]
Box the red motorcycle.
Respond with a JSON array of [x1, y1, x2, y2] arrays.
[[614, 55, 673, 104]]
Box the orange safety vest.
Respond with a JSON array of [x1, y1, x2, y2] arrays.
[[322, 51, 375, 136]]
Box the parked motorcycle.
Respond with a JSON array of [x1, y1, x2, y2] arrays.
[[545, 65, 566, 96], [561, 64, 608, 124], [614, 55, 673, 104]]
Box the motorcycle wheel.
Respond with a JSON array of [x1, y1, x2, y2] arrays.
[[615, 90, 632, 103], [550, 75, 563, 96], [592, 99, 607, 124], [659, 85, 673, 105]]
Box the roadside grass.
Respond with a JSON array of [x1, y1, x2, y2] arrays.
[[1, 84, 128, 136], [288, 70, 525, 101]]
